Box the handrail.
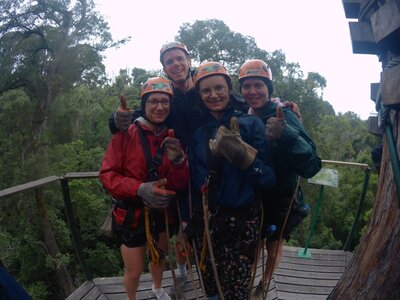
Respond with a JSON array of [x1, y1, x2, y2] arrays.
[[0, 176, 61, 198], [0, 172, 99, 199], [322, 160, 370, 169], [320, 160, 371, 251]]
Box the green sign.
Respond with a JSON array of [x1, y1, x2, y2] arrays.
[[308, 168, 339, 188]]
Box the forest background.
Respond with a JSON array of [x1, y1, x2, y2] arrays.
[[0, 1, 380, 299]]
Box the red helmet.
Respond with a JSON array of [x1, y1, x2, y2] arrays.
[[192, 61, 231, 87], [160, 41, 189, 64], [140, 77, 173, 99], [238, 59, 272, 82]]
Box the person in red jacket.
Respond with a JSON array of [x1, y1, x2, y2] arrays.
[[100, 77, 189, 300]]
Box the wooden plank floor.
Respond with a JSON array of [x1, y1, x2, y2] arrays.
[[67, 246, 352, 300]]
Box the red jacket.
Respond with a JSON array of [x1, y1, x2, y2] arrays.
[[99, 119, 189, 226]]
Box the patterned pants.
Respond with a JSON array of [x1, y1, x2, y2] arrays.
[[199, 211, 260, 300]]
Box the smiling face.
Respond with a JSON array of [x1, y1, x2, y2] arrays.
[[240, 77, 270, 109], [198, 75, 230, 118], [162, 48, 191, 84], [144, 92, 171, 124]]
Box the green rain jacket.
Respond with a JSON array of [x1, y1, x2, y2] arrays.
[[256, 101, 321, 201]]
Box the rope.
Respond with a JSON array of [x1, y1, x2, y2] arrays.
[[145, 207, 160, 266], [164, 208, 179, 298], [175, 198, 199, 299], [190, 236, 207, 298], [199, 232, 207, 272], [201, 178, 225, 300], [247, 200, 264, 300], [262, 177, 300, 300], [186, 166, 207, 297]]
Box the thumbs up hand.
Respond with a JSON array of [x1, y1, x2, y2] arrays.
[[162, 129, 185, 164], [115, 95, 133, 131], [265, 104, 287, 141], [209, 117, 257, 170]]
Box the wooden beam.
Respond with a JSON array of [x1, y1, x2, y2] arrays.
[[370, 82, 380, 103], [0, 172, 99, 199], [348, 21, 379, 54], [64, 172, 99, 179], [368, 116, 384, 136], [342, 0, 362, 19], [381, 63, 400, 108], [370, 0, 400, 43]]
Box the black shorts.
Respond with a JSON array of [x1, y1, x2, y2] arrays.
[[112, 209, 167, 248], [262, 199, 292, 241], [262, 188, 308, 242]]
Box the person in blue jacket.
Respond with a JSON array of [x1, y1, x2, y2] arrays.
[[238, 59, 322, 296], [184, 61, 276, 300], [0, 264, 32, 300]]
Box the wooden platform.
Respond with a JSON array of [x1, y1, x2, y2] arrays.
[[67, 246, 352, 300]]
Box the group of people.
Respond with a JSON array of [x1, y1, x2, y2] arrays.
[[99, 41, 322, 300]]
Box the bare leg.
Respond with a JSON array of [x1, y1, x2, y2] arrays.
[[253, 238, 265, 273], [175, 239, 188, 268], [150, 231, 169, 288], [262, 239, 285, 286], [120, 244, 145, 300]]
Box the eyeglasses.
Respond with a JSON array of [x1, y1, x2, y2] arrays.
[[199, 84, 227, 98], [147, 99, 170, 108]]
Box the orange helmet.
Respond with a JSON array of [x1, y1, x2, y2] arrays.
[[192, 61, 231, 87], [160, 41, 189, 64], [140, 77, 173, 99], [238, 59, 272, 82]]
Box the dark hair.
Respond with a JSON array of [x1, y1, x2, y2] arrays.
[[140, 94, 150, 113], [239, 76, 273, 98]]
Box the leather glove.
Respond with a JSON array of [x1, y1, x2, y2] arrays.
[[209, 117, 257, 170], [162, 129, 185, 164], [137, 178, 176, 209], [115, 95, 133, 131], [265, 117, 287, 141]]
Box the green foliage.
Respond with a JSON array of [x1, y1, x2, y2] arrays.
[[178, 19, 264, 72], [0, 90, 35, 187], [26, 281, 49, 300]]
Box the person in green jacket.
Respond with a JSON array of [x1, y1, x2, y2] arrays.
[[238, 59, 322, 296]]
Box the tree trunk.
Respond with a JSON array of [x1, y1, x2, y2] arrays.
[[329, 112, 400, 299], [35, 189, 76, 297]]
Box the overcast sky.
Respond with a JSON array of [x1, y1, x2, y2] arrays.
[[95, 0, 382, 120]]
